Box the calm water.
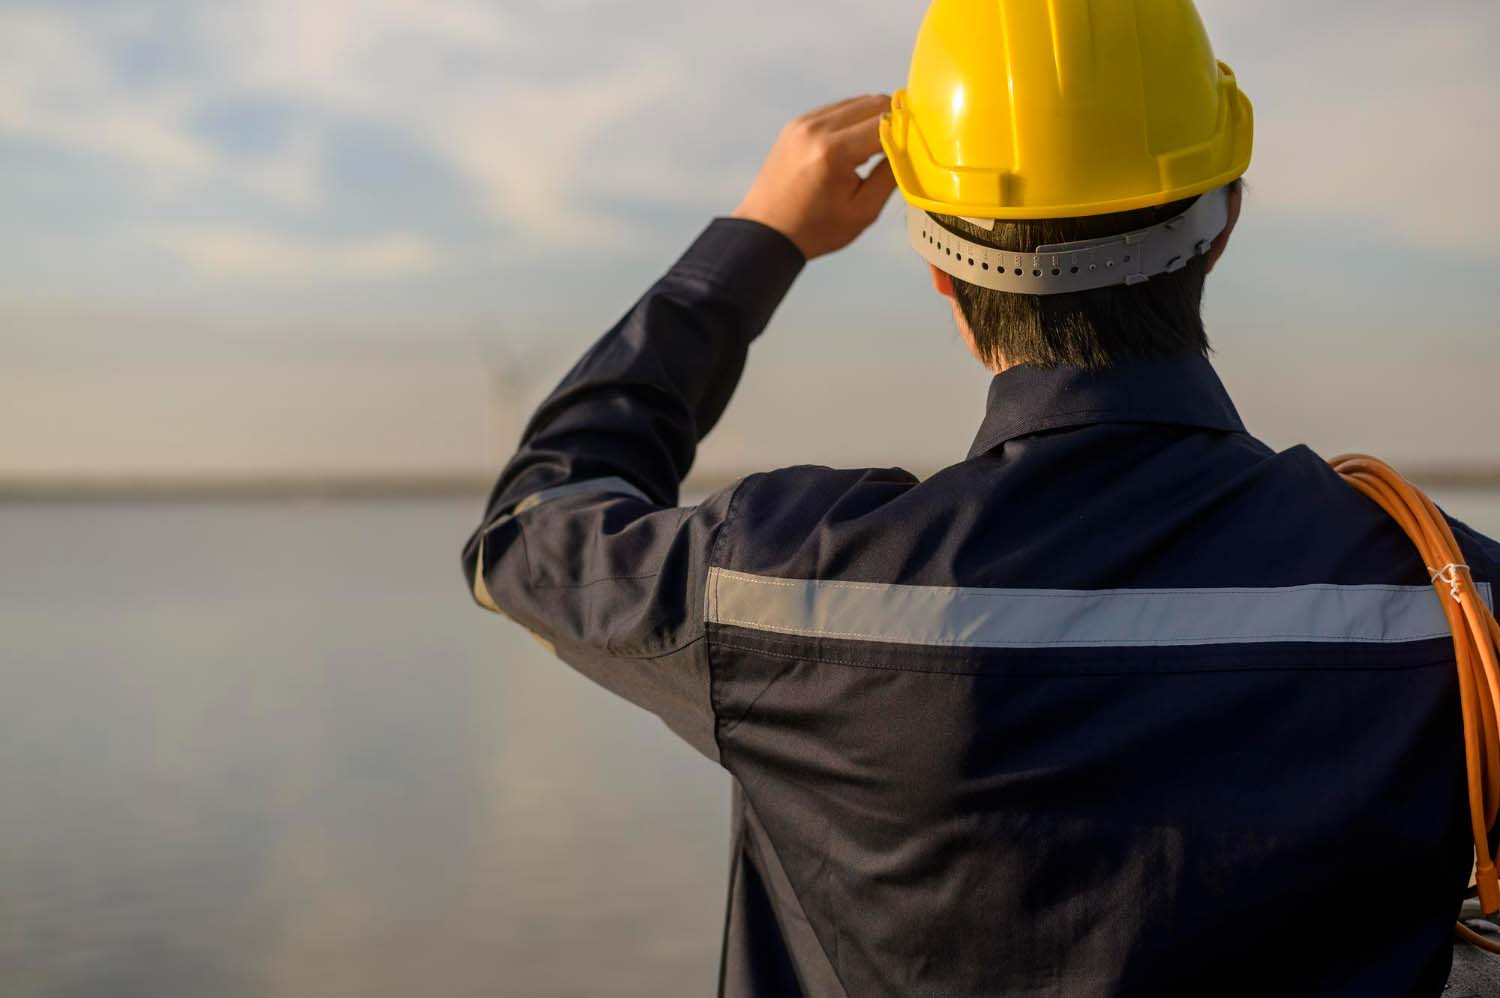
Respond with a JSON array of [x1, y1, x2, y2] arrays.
[[0, 498, 728, 998], [4, 491, 1500, 997]]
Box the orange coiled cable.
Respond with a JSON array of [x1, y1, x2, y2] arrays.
[[1332, 455, 1500, 952]]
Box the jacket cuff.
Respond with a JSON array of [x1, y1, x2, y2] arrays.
[[668, 218, 807, 312]]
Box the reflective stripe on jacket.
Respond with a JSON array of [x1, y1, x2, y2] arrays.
[[463, 218, 1497, 998]]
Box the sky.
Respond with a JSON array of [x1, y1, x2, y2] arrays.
[[2, 0, 1499, 482]]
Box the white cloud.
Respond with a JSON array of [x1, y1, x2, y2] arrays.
[[0, 5, 322, 208], [0, 0, 1496, 258], [198, 0, 686, 247], [157, 227, 437, 279], [430, 66, 680, 247], [0, 0, 906, 253]]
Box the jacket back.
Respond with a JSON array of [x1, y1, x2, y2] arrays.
[[464, 220, 1490, 997], [709, 412, 1484, 997]]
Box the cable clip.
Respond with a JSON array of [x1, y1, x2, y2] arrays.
[[1428, 563, 1472, 603]]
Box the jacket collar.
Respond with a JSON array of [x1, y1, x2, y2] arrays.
[[968, 352, 1247, 459]]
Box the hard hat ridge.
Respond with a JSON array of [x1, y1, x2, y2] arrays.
[[879, 0, 1253, 222]]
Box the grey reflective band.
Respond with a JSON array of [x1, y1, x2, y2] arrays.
[[474, 476, 654, 614], [707, 568, 1493, 649], [513, 476, 651, 515], [909, 185, 1232, 296]]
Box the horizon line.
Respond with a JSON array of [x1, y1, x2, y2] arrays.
[[8, 465, 1500, 502]]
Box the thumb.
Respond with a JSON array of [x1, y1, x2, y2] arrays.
[[855, 158, 897, 221]]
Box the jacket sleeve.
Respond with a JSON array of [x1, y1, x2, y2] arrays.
[[462, 218, 806, 762]]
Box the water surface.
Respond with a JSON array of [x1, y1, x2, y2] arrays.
[[3, 490, 1499, 996], [1, 498, 728, 998]]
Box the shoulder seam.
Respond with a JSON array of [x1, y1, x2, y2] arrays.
[[706, 474, 753, 762]]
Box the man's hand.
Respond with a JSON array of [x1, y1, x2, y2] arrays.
[[733, 95, 899, 261]]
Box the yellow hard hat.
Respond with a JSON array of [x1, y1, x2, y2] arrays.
[[879, 0, 1254, 221]]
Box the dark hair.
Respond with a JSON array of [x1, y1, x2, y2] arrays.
[[932, 179, 1241, 371]]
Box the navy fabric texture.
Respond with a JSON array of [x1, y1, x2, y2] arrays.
[[463, 218, 1497, 997]]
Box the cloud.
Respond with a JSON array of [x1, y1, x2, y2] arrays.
[[197, 0, 688, 247], [429, 65, 681, 247], [157, 227, 437, 279], [0, 5, 322, 208], [0, 0, 1496, 260]]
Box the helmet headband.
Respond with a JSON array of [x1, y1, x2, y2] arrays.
[[909, 185, 1232, 296]]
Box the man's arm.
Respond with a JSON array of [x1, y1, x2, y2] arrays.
[[462, 96, 897, 760]]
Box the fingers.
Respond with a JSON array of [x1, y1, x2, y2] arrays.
[[736, 95, 900, 258], [801, 94, 875, 125], [829, 111, 888, 167], [854, 157, 897, 220], [810, 93, 891, 133]]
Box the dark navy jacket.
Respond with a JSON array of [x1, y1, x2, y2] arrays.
[[464, 219, 1497, 997]]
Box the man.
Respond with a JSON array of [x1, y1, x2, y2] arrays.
[[464, 2, 1496, 994]]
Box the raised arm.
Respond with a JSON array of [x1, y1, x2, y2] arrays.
[[461, 96, 896, 759]]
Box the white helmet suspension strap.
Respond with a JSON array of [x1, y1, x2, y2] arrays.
[[908, 185, 1232, 296]]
